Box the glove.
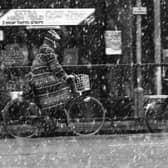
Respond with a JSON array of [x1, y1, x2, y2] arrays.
[[66, 74, 75, 80]]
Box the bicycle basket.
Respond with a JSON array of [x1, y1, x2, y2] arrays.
[[74, 74, 90, 92]]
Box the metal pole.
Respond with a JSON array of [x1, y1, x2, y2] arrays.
[[154, 0, 162, 95], [129, 0, 134, 98], [134, 0, 144, 118], [136, 0, 142, 88]]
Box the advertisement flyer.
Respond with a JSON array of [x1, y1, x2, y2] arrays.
[[105, 30, 122, 55], [63, 48, 79, 65]]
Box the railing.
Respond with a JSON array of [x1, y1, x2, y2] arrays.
[[1, 63, 168, 119]]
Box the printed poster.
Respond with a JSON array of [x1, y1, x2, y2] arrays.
[[105, 30, 122, 55], [63, 48, 79, 65]]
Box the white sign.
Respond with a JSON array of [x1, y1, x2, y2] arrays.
[[0, 8, 95, 26], [133, 7, 147, 15], [105, 30, 122, 55], [0, 30, 4, 41]]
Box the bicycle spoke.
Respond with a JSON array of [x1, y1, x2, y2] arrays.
[[67, 96, 105, 136], [2, 100, 41, 138]]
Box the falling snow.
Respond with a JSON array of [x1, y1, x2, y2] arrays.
[[0, 0, 168, 167]]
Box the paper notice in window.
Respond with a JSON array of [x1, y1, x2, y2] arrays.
[[105, 30, 122, 55]]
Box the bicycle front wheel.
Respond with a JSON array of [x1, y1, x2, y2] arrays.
[[67, 95, 106, 136]]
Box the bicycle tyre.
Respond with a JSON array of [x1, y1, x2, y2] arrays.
[[145, 103, 167, 133], [2, 100, 41, 138], [67, 95, 106, 136]]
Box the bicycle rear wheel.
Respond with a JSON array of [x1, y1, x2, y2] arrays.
[[2, 100, 41, 138], [67, 95, 106, 136]]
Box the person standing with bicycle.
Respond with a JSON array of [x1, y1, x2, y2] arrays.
[[23, 27, 72, 116], [2, 27, 106, 137]]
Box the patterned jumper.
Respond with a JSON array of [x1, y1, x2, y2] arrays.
[[25, 43, 71, 114]]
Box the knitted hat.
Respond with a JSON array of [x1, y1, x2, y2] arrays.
[[44, 29, 62, 44]]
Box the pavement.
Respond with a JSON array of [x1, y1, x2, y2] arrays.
[[1, 133, 168, 168], [0, 117, 166, 138], [0, 119, 149, 138]]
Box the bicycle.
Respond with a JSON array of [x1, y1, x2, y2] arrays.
[[145, 95, 168, 132], [1, 74, 106, 138]]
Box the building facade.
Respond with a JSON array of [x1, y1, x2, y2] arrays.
[[0, 0, 167, 117]]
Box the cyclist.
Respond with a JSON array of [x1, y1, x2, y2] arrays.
[[23, 27, 72, 115]]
